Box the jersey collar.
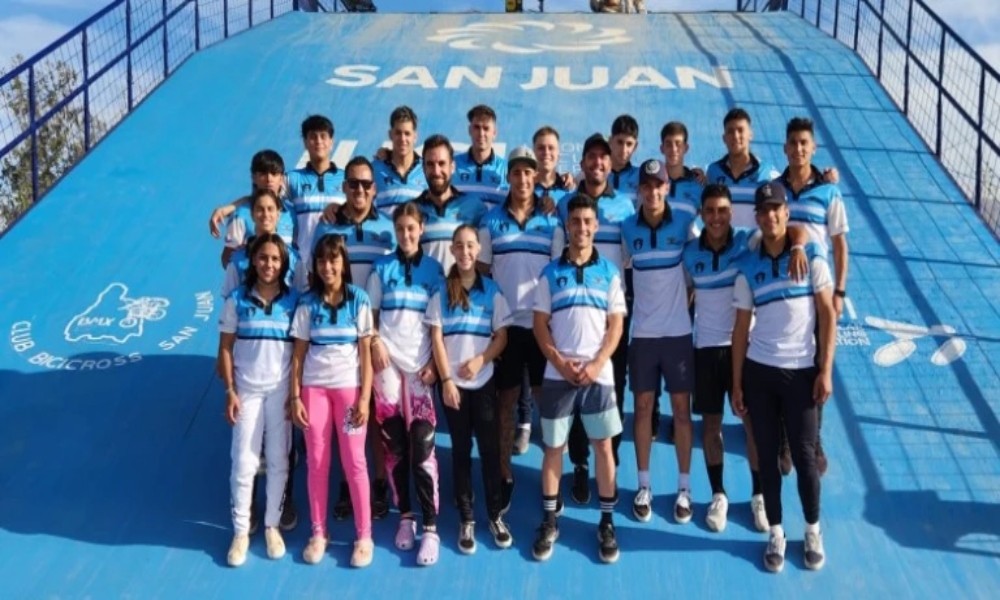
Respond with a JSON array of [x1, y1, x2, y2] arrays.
[[576, 180, 616, 200], [699, 226, 734, 253], [416, 186, 465, 216], [335, 203, 380, 225], [637, 204, 673, 229], [780, 165, 825, 198], [758, 234, 793, 259], [304, 162, 339, 193], [717, 152, 762, 181], [559, 247, 601, 268]]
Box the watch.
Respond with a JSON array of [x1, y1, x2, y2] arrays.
[[834, 289, 847, 298]]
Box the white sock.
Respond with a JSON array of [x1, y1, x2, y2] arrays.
[[770, 524, 785, 538], [805, 521, 821, 535], [678, 473, 690, 492], [638, 470, 651, 489], [517, 424, 531, 431]]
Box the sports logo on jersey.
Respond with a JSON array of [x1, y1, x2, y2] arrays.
[[695, 262, 705, 274], [556, 276, 569, 288], [498, 222, 511, 233], [754, 272, 767, 284], [491, 174, 501, 185], [64, 283, 170, 345], [388, 278, 399, 289], [427, 21, 631, 55], [460, 172, 471, 182], [632, 238, 643, 251]]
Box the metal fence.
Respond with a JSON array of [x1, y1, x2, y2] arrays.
[[0, 0, 299, 231], [737, 0, 1000, 238]]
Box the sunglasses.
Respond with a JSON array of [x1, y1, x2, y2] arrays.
[[347, 179, 374, 190]]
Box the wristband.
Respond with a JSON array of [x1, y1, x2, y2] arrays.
[[225, 388, 236, 396], [790, 244, 805, 253], [441, 377, 453, 385], [834, 289, 847, 298]]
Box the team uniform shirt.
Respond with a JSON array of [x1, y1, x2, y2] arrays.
[[367, 248, 444, 373], [733, 240, 833, 369], [534, 249, 627, 386], [621, 207, 697, 338], [669, 167, 705, 228], [415, 187, 489, 271], [453, 149, 507, 209], [224, 197, 296, 249], [424, 275, 512, 390], [373, 154, 426, 216], [478, 197, 565, 328], [706, 153, 781, 228], [535, 175, 574, 208], [682, 227, 753, 348], [557, 183, 635, 275], [312, 206, 396, 285], [290, 285, 374, 389], [780, 166, 849, 256], [286, 163, 346, 262], [610, 162, 640, 207], [218, 287, 299, 393], [221, 239, 306, 298]]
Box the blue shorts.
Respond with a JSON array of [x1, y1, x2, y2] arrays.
[[538, 380, 622, 448]]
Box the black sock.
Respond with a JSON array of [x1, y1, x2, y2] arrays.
[[707, 463, 725, 495], [599, 495, 616, 526], [751, 470, 762, 496], [543, 494, 559, 522]]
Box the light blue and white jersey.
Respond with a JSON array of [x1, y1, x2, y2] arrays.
[[218, 286, 299, 393], [682, 227, 753, 348], [535, 175, 574, 207], [557, 183, 635, 274], [290, 285, 373, 389], [668, 167, 705, 227], [312, 207, 396, 285], [706, 153, 781, 228], [780, 166, 849, 255], [221, 239, 306, 298], [224, 197, 296, 250], [286, 163, 346, 262], [610, 162, 640, 207], [415, 188, 489, 271], [373, 154, 426, 216], [454, 148, 507, 209]]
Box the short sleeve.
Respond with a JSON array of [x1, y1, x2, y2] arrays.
[[732, 274, 754, 310], [607, 274, 627, 316], [218, 297, 239, 334], [224, 216, 247, 249], [827, 191, 849, 237], [810, 257, 834, 292], [357, 301, 374, 338], [366, 270, 383, 309], [551, 226, 566, 260], [290, 303, 312, 341], [423, 292, 443, 327], [478, 226, 494, 265], [492, 291, 512, 330], [745, 228, 762, 252], [221, 263, 239, 299], [533, 274, 552, 314]]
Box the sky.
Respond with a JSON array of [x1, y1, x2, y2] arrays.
[[0, 0, 997, 72]]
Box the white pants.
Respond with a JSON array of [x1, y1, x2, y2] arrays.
[[230, 384, 291, 534]]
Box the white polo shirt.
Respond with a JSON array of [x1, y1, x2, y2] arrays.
[[290, 285, 374, 389], [218, 287, 299, 393]]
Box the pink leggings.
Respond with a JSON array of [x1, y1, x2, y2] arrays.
[[302, 386, 371, 541]]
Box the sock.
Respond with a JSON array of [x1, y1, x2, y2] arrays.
[[805, 521, 821, 535], [542, 494, 559, 522], [678, 473, 690, 492], [751, 470, 762, 496], [770, 524, 784, 538], [518, 424, 531, 431], [599, 495, 616, 525], [638, 470, 651, 489], [707, 464, 725, 495]]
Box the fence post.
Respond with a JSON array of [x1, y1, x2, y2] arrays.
[[271, 0, 275, 19], [975, 67, 985, 209], [248, 0, 253, 27], [816, 0, 822, 28], [83, 27, 91, 151], [126, 0, 134, 110], [29, 65, 38, 203], [833, 0, 840, 39], [224, 0, 229, 38], [876, 0, 885, 79], [162, 0, 169, 79], [904, 0, 912, 115], [195, 0, 201, 50], [935, 30, 945, 155], [853, 0, 861, 50]]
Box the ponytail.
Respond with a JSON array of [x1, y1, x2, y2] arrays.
[[446, 264, 471, 312]]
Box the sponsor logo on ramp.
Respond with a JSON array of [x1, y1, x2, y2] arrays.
[[427, 21, 631, 55]]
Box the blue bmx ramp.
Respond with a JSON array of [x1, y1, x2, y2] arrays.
[[1, 5, 999, 599]]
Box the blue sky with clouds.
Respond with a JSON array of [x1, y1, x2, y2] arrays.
[[0, 0, 996, 70]]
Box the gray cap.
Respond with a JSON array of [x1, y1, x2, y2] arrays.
[[507, 145, 537, 169]]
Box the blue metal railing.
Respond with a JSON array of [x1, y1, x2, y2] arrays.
[[736, 0, 1000, 237], [0, 0, 298, 230]]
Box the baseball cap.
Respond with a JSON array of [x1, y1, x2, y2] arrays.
[[754, 181, 788, 209], [582, 133, 612, 157], [507, 145, 537, 169], [638, 159, 668, 184]]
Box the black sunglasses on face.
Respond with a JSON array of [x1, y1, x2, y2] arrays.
[[347, 179, 374, 190]]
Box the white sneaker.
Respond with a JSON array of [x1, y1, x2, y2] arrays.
[[804, 530, 826, 570], [673, 490, 693, 524], [706, 493, 729, 532], [302, 535, 327, 565], [632, 487, 653, 522], [751, 494, 769, 532], [227, 533, 249, 567], [264, 526, 286, 559], [764, 531, 786, 573]]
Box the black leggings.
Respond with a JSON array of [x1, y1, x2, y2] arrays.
[[443, 379, 504, 522], [743, 359, 821, 526]]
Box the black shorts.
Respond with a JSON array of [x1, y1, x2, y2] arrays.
[[693, 345, 732, 416], [497, 326, 546, 391]]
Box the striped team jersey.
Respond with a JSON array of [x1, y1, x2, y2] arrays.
[[424, 275, 512, 390], [219, 286, 299, 392], [312, 207, 396, 285], [221, 238, 305, 298], [610, 162, 640, 207], [706, 154, 780, 228], [366, 248, 444, 373], [286, 163, 346, 262], [224, 197, 296, 250], [682, 227, 753, 348], [733, 240, 832, 369], [535, 175, 574, 207], [454, 148, 507, 208], [372, 154, 426, 216], [477, 198, 565, 328], [415, 188, 489, 271], [290, 285, 374, 389], [780, 166, 849, 255], [669, 167, 705, 226], [557, 183, 635, 275], [533, 249, 627, 386]]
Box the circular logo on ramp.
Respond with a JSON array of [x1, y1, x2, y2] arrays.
[[427, 21, 631, 55]]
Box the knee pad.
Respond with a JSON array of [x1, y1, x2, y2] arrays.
[[409, 419, 436, 465], [380, 416, 408, 457]]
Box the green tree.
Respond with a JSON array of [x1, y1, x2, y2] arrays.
[[1, 54, 105, 230]]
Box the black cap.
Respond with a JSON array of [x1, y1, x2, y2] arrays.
[[754, 181, 787, 209], [638, 159, 668, 184], [582, 133, 612, 157]]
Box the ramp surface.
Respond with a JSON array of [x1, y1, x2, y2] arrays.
[[1, 9, 999, 599]]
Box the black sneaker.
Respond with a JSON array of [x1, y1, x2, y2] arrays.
[[500, 478, 514, 515], [488, 517, 513, 549], [333, 481, 353, 520], [571, 465, 591, 505], [531, 520, 559, 561], [372, 478, 390, 520], [458, 520, 476, 555], [597, 522, 620, 564]]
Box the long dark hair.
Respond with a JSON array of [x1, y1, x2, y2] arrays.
[[310, 233, 353, 295], [446, 224, 479, 312], [243, 233, 290, 294]]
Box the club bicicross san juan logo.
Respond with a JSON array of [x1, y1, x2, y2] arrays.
[[427, 20, 632, 55], [9, 282, 214, 371]]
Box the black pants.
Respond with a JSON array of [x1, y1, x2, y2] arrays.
[[443, 379, 504, 522], [743, 359, 821, 526]]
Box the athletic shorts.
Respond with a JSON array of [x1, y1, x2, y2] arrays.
[[627, 335, 695, 394], [693, 345, 732, 416], [496, 326, 546, 391], [538, 380, 622, 448]]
